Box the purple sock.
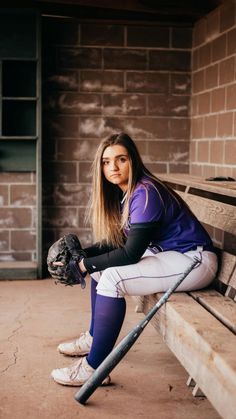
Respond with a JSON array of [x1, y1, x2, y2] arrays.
[[87, 295, 126, 369], [89, 277, 97, 337]]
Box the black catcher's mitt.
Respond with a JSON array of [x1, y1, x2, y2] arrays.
[[47, 234, 87, 288]]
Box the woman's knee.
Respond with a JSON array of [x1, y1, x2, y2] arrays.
[[96, 267, 125, 298], [90, 271, 101, 283]]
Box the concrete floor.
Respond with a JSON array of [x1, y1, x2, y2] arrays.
[[0, 278, 220, 419]]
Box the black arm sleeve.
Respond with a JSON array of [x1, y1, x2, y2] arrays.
[[83, 242, 116, 258], [83, 223, 158, 274]]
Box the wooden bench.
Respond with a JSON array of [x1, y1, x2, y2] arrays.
[[135, 174, 236, 419], [0, 261, 37, 280]]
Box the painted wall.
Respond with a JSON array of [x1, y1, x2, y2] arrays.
[[1, 2, 235, 263], [0, 173, 36, 262], [42, 17, 191, 251], [191, 2, 236, 178]]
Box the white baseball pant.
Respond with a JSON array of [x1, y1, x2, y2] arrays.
[[91, 248, 218, 298]]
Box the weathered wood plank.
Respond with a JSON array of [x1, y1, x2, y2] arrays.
[[0, 261, 37, 280], [192, 385, 205, 397], [157, 174, 236, 233], [0, 262, 36, 269], [228, 266, 236, 290], [190, 290, 236, 334], [132, 295, 144, 313], [186, 376, 195, 387], [143, 293, 236, 419], [184, 194, 236, 234], [143, 173, 236, 417], [217, 252, 236, 285], [157, 174, 236, 198]]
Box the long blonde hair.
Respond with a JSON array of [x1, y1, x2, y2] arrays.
[[88, 132, 182, 247]]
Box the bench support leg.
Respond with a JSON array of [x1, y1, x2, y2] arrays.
[[225, 285, 236, 300], [186, 376, 205, 397], [192, 384, 205, 397], [186, 376, 195, 387], [133, 296, 145, 313]]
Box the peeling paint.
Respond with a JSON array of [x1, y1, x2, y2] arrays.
[[174, 83, 188, 92], [45, 208, 78, 228], [53, 184, 91, 205], [0, 240, 7, 251], [172, 151, 188, 161], [82, 80, 101, 90], [80, 118, 114, 137], [206, 31, 219, 43], [82, 80, 122, 92], [51, 120, 64, 134], [0, 215, 14, 227], [107, 96, 143, 115], [12, 192, 36, 206], [58, 95, 100, 112], [78, 231, 93, 247], [73, 141, 97, 160], [104, 105, 121, 115], [142, 155, 153, 163], [47, 216, 77, 228], [121, 121, 149, 138], [129, 81, 144, 89], [103, 84, 122, 92], [173, 105, 188, 114], [0, 254, 15, 262], [48, 75, 78, 90]]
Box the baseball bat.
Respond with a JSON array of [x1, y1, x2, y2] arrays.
[[74, 258, 198, 405]]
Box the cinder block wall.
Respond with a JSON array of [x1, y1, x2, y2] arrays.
[[0, 173, 36, 262], [1, 2, 235, 264], [191, 2, 236, 177], [42, 17, 191, 249]]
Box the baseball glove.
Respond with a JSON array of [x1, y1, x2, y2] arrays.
[[47, 234, 87, 288]]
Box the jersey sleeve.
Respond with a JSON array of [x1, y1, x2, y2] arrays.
[[129, 183, 164, 224]]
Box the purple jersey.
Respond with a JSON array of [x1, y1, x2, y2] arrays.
[[124, 176, 214, 254]]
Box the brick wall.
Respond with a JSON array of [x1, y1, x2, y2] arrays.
[[1, 5, 235, 265], [0, 173, 36, 262], [191, 2, 236, 178], [42, 17, 192, 250]]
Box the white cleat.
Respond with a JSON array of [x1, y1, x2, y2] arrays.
[[57, 331, 93, 356], [51, 356, 111, 387]]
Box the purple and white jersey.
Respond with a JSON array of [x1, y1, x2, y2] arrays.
[[124, 176, 214, 254]]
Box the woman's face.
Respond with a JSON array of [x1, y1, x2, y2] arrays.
[[102, 144, 130, 192]]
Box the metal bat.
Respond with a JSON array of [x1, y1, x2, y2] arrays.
[[74, 258, 199, 405]]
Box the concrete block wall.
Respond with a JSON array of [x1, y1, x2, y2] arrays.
[[1, 3, 235, 264], [191, 2, 236, 177], [0, 173, 36, 262], [42, 17, 192, 249]]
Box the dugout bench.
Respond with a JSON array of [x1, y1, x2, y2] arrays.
[[135, 174, 236, 419]]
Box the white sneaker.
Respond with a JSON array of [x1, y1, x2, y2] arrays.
[[51, 357, 111, 386], [57, 331, 93, 356]]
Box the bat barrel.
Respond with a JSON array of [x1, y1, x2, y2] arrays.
[[75, 326, 143, 404]]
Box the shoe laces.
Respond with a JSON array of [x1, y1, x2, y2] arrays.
[[68, 357, 92, 381], [74, 331, 90, 347]]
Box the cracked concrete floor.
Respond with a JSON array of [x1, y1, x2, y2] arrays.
[[0, 278, 220, 419]]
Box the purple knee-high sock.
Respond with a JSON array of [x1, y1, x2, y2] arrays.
[[87, 294, 126, 369], [89, 277, 97, 337]]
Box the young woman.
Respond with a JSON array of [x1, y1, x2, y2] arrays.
[[51, 132, 218, 386]]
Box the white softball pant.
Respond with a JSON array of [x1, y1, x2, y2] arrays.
[[91, 248, 218, 298]]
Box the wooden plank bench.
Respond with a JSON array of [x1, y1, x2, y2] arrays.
[[0, 261, 37, 279], [135, 174, 236, 419]]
